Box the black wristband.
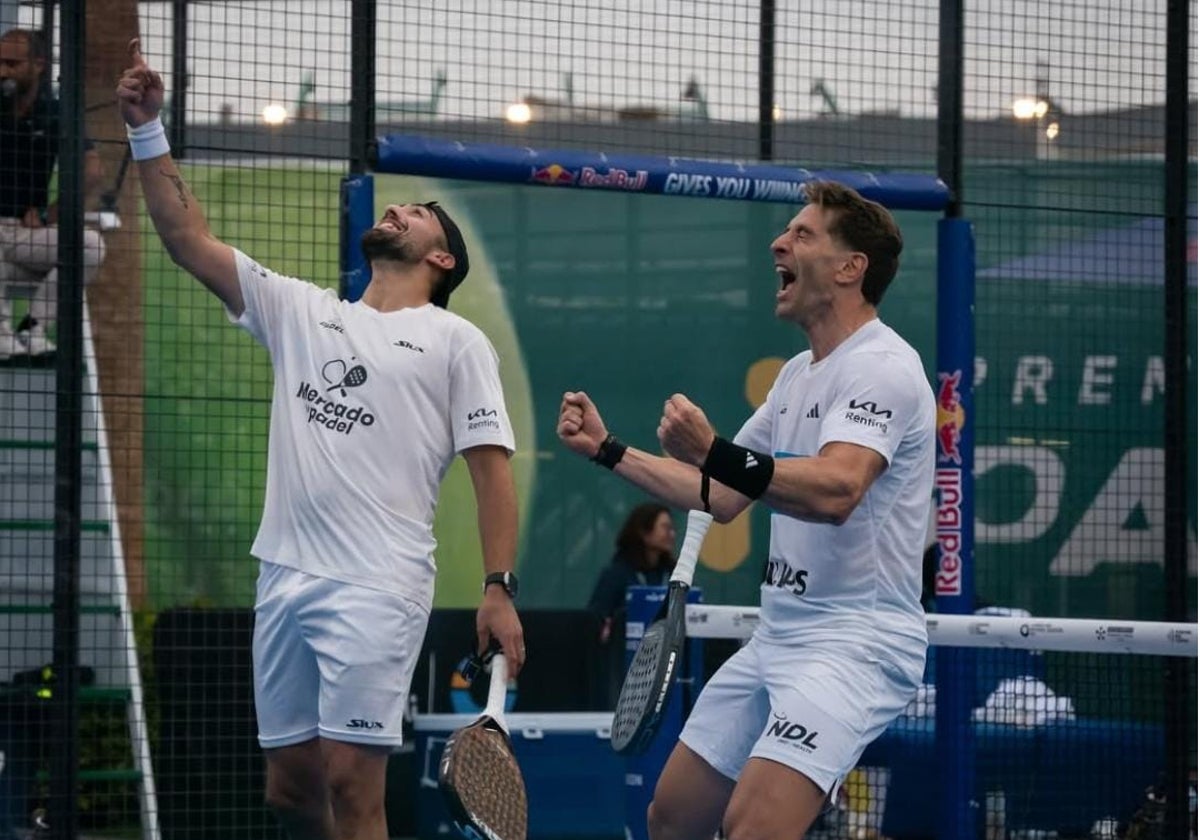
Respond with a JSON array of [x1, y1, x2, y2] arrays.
[[591, 433, 628, 470], [702, 437, 774, 499]]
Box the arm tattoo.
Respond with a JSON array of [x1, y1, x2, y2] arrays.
[[158, 167, 190, 209]]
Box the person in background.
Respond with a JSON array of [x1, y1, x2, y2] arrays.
[[588, 502, 678, 643], [587, 502, 677, 707], [0, 27, 105, 359]]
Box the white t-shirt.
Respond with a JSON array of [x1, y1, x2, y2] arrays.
[[229, 250, 515, 610], [734, 319, 935, 657]]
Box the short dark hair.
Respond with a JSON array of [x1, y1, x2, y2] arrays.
[[2, 28, 47, 63], [424, 202, 469, 308], [615, 503, 674, 574], [803, 180, 903, 305]]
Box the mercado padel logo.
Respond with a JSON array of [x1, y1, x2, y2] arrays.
[[294, 358, 377, 435]]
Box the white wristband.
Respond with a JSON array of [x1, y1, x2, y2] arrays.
[[127, 117, 170, 161]]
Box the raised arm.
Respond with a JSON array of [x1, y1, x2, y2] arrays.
[[657, 393, 886, 524], [115, 39, 242, 315], [556, 390, 752, 522], [559, 390, 885, 525]]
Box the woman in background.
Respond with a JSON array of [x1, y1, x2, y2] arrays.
[[588, 502, 678, 707], [588, 502, 677, 644]]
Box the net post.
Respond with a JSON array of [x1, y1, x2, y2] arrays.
[[349, 0, 376, 176], [757, 0, 775, 162], [934, 216, 976, 840], [169, 0, 188, 158], [1162, 1, 1191, 834], [340, 175, 374, 303]]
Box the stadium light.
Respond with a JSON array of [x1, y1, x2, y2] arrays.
[[262, 103, 288, 126], [505, 102, 532, 124], [1012, 97, 1050, 120], [1045, 121, 1060, 140]]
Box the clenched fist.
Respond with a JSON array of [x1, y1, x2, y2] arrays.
[[657, 394, 715, 467], [557, 390, 609, 459]]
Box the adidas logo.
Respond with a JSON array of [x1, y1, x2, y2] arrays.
[[745, 452, 758, 469], [806, 404, 820, 419]]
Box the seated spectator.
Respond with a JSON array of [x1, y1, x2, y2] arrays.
[[0, 27, 106, 359]]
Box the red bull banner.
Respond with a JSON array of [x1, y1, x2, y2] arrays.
[[934, 216, 978, 840], [935, 219, 976, 607], [375, 134, 952, 211], [935, 369, 966, 596]]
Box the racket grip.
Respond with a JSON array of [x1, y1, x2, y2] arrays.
[[670, 510, 714, 585], [486, 654, 509, 713]]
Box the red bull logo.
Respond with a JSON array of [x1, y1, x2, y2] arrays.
[[934, 468, 963, 596], [578, 166, 649, 191], [529, 163, 577, 186], [936, 370, 965, 464]]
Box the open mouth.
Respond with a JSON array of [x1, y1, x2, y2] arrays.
[[377, 210, 408, 233], [776, 266, 796, 290]]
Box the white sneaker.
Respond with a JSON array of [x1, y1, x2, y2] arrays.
[[18, 323, 56, 357]]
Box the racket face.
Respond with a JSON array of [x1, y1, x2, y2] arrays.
[[611, 589, 687, 755], [439, 718, 528, 840]]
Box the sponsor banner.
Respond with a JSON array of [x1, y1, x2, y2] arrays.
[[376, 134, 952, 210], [935, 467, 963, 596]]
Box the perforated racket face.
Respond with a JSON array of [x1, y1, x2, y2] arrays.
[[439, 720, 528, 840], [611, 617, 680, 755]]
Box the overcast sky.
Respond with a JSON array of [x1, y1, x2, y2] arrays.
[[19, 1, 1197, 124]]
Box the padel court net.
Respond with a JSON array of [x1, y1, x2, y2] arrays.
[[674, 605, 1196, 840]]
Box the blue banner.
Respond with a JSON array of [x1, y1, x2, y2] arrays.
[[934, 216, 978, 840], [375, 134, 951, 211]]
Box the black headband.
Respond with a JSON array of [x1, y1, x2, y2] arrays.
[[425, 202, 469, 308]]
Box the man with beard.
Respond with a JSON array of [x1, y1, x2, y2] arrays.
[[118, 40, 524, 840], [0, 27, 106, 358]]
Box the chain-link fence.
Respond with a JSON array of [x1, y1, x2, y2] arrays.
[[0, 1, 1192, 837]]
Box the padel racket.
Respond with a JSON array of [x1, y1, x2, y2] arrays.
[[610, 509, 714, 755], [438, 652, 528, 840]]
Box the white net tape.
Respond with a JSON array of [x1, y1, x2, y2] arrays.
[[685, 605, 1198, 657]]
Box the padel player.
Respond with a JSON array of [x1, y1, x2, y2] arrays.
[[558, 181, 935, 839], [119, 41, 525, 840]]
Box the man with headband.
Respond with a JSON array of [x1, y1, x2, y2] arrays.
[[118, 41, 524, 840]]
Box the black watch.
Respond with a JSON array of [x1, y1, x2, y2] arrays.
[[483, 571, 519, 600]]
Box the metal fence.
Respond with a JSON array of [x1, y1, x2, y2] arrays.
[[0, 0, 1193, 837]]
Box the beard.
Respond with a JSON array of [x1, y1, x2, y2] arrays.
[[0, 79, 20, 119], [360, 227, 418, 265]]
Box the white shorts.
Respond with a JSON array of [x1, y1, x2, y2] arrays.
[[680, 634, 923, 796], [253, 561, 429, 749]]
